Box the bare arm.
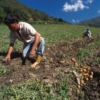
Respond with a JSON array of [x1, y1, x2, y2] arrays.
[[3, 43, 14, 62], [29, 32, 40, 58]]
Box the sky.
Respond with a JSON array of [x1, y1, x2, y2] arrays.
[[18, 0, 100, 24]]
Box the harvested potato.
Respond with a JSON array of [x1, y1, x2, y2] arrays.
[[89, 75, 93, 79], [65, 60, 70, 63], [75, 62, 79, 67], [71, 58, 76, 62], [83, 68, 87, 72], [60, 60, 65, 63], [87, 66, 90, 70], [90, 71, 93, 75], [85, 77, 89, 81], [80, 80, 84, 84], [78, 84, 81, 88], [68, 70, 73, 73], [79, 73, 83, 77]]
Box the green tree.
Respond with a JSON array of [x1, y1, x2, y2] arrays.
[[0, 7, 6, 23]]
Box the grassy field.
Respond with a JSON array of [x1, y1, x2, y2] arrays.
[[0, 24, 100, 50], [0, 24, 100, 100]]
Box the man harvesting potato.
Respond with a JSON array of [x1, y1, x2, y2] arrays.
[[3, 14, 45, 68]]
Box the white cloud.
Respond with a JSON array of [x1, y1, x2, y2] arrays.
[[98, 10, 100, 13], [72, 19, 79, 23], [72, 19, 76, 23], [85, 0, 93, 4], [63, 0, 92, 12]]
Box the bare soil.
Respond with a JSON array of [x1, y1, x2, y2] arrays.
[[0, 37, 100, 100]]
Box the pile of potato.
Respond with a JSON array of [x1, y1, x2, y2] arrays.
[[71, 58, 94, 88], [60, 57, 94, 88], [78, 66, 93, 88]]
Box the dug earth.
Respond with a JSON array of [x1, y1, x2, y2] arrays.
[[0, 37, 100, 100]]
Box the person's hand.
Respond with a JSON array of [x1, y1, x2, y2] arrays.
[[29, 49, 36, 59], [2, 56, 10, 63]]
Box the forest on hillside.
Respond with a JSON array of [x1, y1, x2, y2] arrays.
[[0, 0, 70, 24]]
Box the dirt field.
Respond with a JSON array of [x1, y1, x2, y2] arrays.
[[0, 37, 100, 100]]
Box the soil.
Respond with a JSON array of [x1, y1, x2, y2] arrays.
[[0, 37, 100, 100]]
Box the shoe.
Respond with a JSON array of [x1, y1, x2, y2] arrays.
[[31, 55, 42, 68]]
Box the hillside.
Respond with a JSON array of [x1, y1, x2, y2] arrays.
[[76, 16, 100, 27], [0, 0, 71, 24]]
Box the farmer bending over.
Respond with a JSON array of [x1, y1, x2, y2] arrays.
[[83, 28, 92, 38], [3, 14, 45, 68]]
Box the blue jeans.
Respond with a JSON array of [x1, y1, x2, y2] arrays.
[[22, 38, 45, 58]]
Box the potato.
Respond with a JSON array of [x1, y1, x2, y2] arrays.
[[83, 72, 89, 76], [68, 70, 73, 73], [87, 66, 90, 70], [83, 69, 87, 72], [60, 60, 65, 63], [90, 71, 93, 75], [79, 73, 84, 79], [75, 62, 79, 67], [79, 73, 82, 77], [85, 77, 89, 81], [89, 75, 93, 79], [78, 84, 81, 88], [80, 80, 84, 84], [71, 58, 77, 62], [65, 60, 70, 63]]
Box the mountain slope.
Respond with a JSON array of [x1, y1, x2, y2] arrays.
[[76, 16, 100, 27]]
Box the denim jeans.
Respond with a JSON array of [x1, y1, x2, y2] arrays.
[[22, 38, 45, 58]]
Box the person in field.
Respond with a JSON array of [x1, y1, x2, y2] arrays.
[[3, 13, 45, 68], [83, 28, 92, 38]]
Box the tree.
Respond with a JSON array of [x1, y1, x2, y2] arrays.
[[0, 7, 6, 23], [58, 18, 64, 22]]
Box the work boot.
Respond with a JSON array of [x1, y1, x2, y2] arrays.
[[22, 58, 26, 65], [31, 55, 42, 68]]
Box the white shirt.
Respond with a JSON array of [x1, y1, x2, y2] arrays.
[[10, 22, 41, 43], [83, 29, 91, 38]]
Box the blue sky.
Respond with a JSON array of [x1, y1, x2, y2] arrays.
[[18, 0, 100, 24]]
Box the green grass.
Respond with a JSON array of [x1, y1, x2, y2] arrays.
[[77, 48, 91, 59], [0, 24, 100, 49], [94, 57, 100, 63], [89, 43, 97, 49], [0, 24, 100, 100], [0, 73, 72, 100], [0, 66, 7, 76]]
